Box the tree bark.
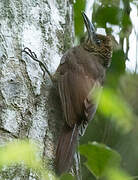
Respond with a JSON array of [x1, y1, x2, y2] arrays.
[[0, 0, 74, 179]]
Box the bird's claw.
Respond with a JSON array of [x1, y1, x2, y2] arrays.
[[22, 47, 38, 60], [22, 47, 53, 82]]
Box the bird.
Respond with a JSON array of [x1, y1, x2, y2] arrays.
[[55, 12, 113, 175]]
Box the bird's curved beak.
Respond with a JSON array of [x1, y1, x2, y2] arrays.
[[82, 12, 99, 45]]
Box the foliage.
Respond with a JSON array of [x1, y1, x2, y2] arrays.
[[0, 140, 56, 180], [0, 0, 137, 180], [0, 139, 132, 180], [74, 0, 138, 180], [74, 0, 86, 37], [79, 142, 121, 179], [60, 173, 75, 180], [106, 168, 131, 180], [93, 6, 123, 27], [97, 88, 134, 133]]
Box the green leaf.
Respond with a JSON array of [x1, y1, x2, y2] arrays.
[[74, 0, 86, 37], [106, 168, 131, 180], [60, 173, 74, 180], [0, 140, 56, 180], [99, 0, 120, 7], [93, 6, 123, 27], [96, 88, 134, 133], [79, 142, 121, 179], [0, 140, 41, 169]]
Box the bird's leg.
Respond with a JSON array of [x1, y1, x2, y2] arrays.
[[22, 47, 53, 82]]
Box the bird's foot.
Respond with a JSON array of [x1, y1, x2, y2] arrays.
[[22, 47, 53, 82]]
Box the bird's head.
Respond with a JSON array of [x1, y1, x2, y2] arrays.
[[82, 12, 113, 67]]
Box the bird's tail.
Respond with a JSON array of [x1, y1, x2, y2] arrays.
[[55, 123, 79, 175]]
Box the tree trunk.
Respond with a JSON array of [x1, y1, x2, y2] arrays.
[[0, 0, 74, 179]]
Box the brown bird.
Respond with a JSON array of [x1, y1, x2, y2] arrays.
[[55, 12, 113, 175]]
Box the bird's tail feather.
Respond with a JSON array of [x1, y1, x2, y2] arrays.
[[55, 123, 78, 175]]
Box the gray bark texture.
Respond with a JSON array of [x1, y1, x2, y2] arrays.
[[0, 0, 74, 179]]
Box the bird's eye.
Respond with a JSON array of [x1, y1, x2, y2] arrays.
[[96, 39, 101, 45]]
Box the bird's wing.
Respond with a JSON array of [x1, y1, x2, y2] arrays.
[[80, 81, 102, 135], [58, 55, 101, 128]]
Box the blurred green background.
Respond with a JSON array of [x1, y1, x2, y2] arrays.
[[74, 0, 138, 179]]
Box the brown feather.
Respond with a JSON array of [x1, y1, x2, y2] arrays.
[[55, 33, 112, 175], [55, 124, 78, 175]]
